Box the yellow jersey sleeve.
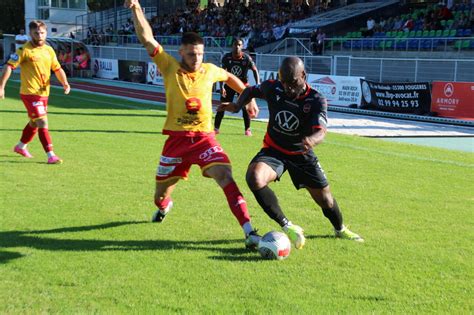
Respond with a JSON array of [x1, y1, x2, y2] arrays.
[[150, 44, 173, 77], [48, 46, 61, 72], [7, 47, 24, 69]]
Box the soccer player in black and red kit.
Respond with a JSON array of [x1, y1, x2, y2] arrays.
[[214, 38, 260, 136], [219, 56, 363, 249]]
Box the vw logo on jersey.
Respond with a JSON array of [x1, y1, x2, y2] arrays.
[[275, 111, 300, 132], [230, 65, 243, 77]]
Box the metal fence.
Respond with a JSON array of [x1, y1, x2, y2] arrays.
[[333, 56, 474, 82], [268, 37, 474, 55], [88, 45, 474, 82]]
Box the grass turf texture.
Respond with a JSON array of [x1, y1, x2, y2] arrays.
[[1, 82, 473, 313]]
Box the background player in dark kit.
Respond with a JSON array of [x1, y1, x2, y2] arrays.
[[214, 38, 260, 136]]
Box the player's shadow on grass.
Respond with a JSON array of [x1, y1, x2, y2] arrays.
[[0, 109, 167, 119], [0, 221, 259, 263], [0, 128, 161, 136]]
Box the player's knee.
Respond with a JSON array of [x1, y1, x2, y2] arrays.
[[246, 170, 266, 191], [35, 118, 48, 128], [320, 197, 333, 209]]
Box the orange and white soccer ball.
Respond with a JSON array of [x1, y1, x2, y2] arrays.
[[258, 231, 291, 260]]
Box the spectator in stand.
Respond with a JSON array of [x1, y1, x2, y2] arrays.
[[402, 15, 414, 32], [58, 46, 72, 75], [453, 12, 470, 30], [377, 17, 386, 33], [15, 29, 29, 51], [73, 48, 90, 70], [366, 17, 376, 36], [315, 28, 325, 55], [384, 17, 394, 32], [437, 3, 453, 21], [393, 16, 403, 31]]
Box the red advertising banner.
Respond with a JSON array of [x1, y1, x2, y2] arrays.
[[431, 81, 474, 119]]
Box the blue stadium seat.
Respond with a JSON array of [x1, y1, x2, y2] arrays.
[[463, 29, 472, 37], [353, 40, 362, 49], [408, 39, 419, 49], [395, 39, 407, 50], [362, 39, 373, 49]]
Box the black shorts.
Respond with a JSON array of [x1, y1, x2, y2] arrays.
[[250, 147, 329, 189]]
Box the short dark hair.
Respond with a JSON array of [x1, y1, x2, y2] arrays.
[[29, 20, 47, 30], [233, 37, 243, 45], [181, 32, 204, 46]]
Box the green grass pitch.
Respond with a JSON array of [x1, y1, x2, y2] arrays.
[[1, 82, 473, 313]]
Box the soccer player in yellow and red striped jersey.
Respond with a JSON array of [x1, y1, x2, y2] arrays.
[[0, 20, 70, 164], [124, 0, 261, 249]]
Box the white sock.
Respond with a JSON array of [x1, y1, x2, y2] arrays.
[[47, 151, 56, 158], [17, 142, 27, 149], [242, 222, 254, 235], [283, 221, 293, 230], [336, 225, 346, 233]]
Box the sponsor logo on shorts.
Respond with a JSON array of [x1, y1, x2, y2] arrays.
[[199, 146, 224, 162], [32, 101, 44, 107], [160, 156, 182, 164], [157, 165, 175, 176]]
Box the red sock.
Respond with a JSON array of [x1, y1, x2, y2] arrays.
[[20, 123, 38, 144], [38, 128, 53, 152], [155, 197, 171, 210], [223, 182, 251, 226]]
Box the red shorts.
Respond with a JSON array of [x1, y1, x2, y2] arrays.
[[20, 94, 49, 120], [156, 135, 231, 182]]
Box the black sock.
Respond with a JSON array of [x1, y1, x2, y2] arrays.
[[322, 199, 343, 230], [242, 109, 250, 130], [252, 186, 289, 227], [214, 111, 224, 129]]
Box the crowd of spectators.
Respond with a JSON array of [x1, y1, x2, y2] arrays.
[[363, 2, 473, 37], [86, 0, 334, 48]]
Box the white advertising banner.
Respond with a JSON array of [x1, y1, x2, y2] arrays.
[[92, 58, 118, 80], [248, 70, 279, 86], [147, 62, 164, 86], [307, 74, 364, 107], [248, 71, 363, 107]]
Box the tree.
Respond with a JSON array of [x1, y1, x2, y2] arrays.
[[0, 0, 25, 34]]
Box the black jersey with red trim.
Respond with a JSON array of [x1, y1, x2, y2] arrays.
[[221, 52, 256, 83], [248, 80, 328, 154]]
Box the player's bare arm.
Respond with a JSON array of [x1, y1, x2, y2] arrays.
[[302, 127, 327, 152], [0, 66, 13, 100], [252, 67, 260, 85], [124, 0, 159, 55], [224, 75, 259, 118], [54, 68, 70, 95]]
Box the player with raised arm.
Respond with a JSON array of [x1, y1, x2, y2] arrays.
[[214, 38, 260, 136], [0, 20, 70, 164], [219, 56, 363, 249], [124, 0, 261, 249]]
